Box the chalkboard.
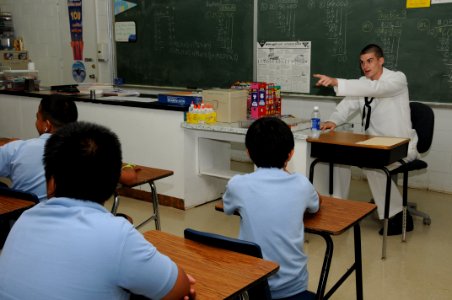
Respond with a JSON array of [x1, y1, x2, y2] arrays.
[[115, 0, 254, 89], [258, 0, 452, 103]]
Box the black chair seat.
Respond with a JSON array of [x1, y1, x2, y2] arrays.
[[391, 159, 428, 175]]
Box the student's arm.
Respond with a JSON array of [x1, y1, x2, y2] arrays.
[[313, 74, 338, 87], [162, 266, 196, 300], [119, 164, 140, 186], [305, 190, 321, 215]]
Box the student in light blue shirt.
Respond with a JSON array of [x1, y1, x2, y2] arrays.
[[0, 94, 78, 201], [0, 121, 196, 300], [223, 117, 320, 300]]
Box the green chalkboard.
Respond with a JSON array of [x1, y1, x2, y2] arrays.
[[258, 0, 452, 103], [115, 0, 253, 89]]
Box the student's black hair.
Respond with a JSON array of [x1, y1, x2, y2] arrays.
[[43, 121, 122, 204], [245, 117, 294, 169], [360, 44, 384, 58], [39, 94, 78, 129]]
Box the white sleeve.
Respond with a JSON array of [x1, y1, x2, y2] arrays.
[[335, 72, 407, 98]]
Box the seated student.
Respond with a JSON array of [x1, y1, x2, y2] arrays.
[[223, 117, 320, 300], [0, 94, 78, 201], [0, 122, 196, 300]]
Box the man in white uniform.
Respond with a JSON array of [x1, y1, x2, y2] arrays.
[[313, 44, 419, 236]]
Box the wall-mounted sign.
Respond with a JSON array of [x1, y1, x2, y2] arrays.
[[67, 0, 83, 60], [115, 21, 136, 42]]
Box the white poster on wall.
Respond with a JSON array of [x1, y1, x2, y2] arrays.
[[257, 41, 311, 93]]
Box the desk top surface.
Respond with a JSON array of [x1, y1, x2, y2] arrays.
[[304, 196, 376, 235], [307, 131, 410, 150], [0, 138, 18, 147], [215, 195, 376, 235], [121, 165, 174, 187], [143, 230, 279, 299], [0, 195, 35, 216]]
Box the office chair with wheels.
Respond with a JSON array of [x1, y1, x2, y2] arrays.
[[184, 228, 272, 300], [390, 102, 434, 226]]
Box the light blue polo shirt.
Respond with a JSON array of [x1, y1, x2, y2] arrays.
[[223, 168, 319, 299], [0, 134, 50, 201], [0, 197, 178, 300]]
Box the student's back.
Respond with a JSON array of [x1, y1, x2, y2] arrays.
[[224, 168, 318, 298], [0, 94, 78, 201], [223, 117, 319, 300]]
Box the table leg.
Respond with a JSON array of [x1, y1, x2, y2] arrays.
[[382, 167, 391, 259], [314, 232, 334, 300], [149, 181, 161, 230], [111, 193, 120, 215], [135, 181, 161, 230], [354, 224, 363, 300]]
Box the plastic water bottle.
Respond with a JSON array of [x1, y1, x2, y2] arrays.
[[311, 106, 321, 138]]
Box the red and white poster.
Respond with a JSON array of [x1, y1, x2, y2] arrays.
[[67, 0, 83, 61]]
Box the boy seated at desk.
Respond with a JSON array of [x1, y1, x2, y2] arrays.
[[0, 122, 195, 300], [223, 117, 320, 300]]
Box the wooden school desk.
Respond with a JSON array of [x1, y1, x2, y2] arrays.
[[0, 138, 17, 146], [112, 165, 173, 230], [215, 196, 376, 300], [0, 194, 35, 221], [307, 131, 409, 259], [143, 230, 279, 299]]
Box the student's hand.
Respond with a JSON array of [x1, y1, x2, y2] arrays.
[[320, 121, 337, 131], [119, 164, 140, 185], [313, 74, 338, 87], [183, 274, 196, 300]]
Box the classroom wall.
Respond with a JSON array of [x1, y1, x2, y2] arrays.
[[1, 1, 451, 195], [0, 0, 113, 86]]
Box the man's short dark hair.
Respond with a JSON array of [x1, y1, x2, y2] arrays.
[[40, 95, 78, 129], [360, 44, 384, 58], [43, 122, 122, 204], [245, 117, 294, 169]]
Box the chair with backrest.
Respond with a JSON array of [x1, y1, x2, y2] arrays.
[[390, 101, 434, 226], [184, 228, 272, 300]]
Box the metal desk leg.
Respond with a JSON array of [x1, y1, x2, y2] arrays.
[[135, 181, 161, 230], [315, 232, 334, 300], [111, 192, 120, 215], [149, 181, 161, 230], [354, 224, 363, 300], [382, 167, 392, 259]]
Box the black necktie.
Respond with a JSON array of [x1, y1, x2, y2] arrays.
[[362, 97, 374, 131]]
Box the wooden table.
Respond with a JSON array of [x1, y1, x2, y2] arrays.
[[0, 138, 17, 147], [215, 196, 376, 300], [0, 194, 35, 220], [307, 131, 410, 258], [143, 230, 279, 299], [112, 165, 174, 230]]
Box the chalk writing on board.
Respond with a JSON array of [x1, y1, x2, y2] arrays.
[[151, 1, 239, 61], [418, 18, 452, 88], [259, 0, 299, 39], [373, 9, 406, 70]]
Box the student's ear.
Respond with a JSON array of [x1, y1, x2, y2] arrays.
[[287, 149, 295, 162], [45, 120, 52, 133], [46, 176, 56, 199]]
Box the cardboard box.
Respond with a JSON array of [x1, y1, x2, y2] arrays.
[[0, 50, 28, 70], [203, 89, 248, 123]]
